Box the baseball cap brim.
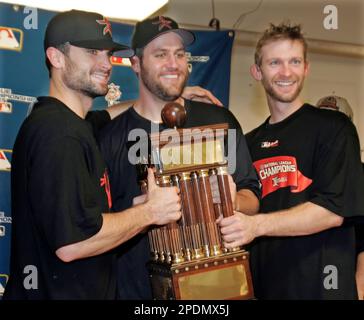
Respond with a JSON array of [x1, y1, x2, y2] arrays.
[[70, 39, 135, 57], [171, 29, 195, 47]]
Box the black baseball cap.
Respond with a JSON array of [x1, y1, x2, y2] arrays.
[[44, 9, 134, 57], [131, 16, 195, 50]]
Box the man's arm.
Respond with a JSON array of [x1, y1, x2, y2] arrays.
[[227, 175, 259, 215], [356, 252, 364, 300], [218, 202, 343, 248], [235, 189, 259, 215], [105, 100, 133, 120], [55, 169, 181, 262]]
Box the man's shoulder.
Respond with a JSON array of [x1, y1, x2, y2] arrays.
[[302, 103, 353, 131], [186, 100, 239, 128], [99, 107, 133, 137], [21, 97, 78, 136], [187, 100, 232, 116], [111, 105, 134, 124], [245, 121, 267, 142], [29, 96, 64, 117]]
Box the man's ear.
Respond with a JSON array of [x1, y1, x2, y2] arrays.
[[46, 47, 65, 69], [130, 56, 140, 74], [304, 60, 310, 77], [250, 64, 262, 81]]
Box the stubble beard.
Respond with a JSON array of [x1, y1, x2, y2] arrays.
[[62, 58, 109, 98], [140, 61, 188, 102]]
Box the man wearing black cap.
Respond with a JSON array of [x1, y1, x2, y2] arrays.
[[98, 16, 260, 299], [4, 10, 183, 300]]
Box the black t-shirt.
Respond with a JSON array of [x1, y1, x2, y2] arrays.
[[246, 104, 364, 299], [98, 100, 260, 299], [4, 97, 116, 300]]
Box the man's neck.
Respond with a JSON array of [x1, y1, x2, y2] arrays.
[[49, 78, 93, 119], [133, 89, 184, 123], [267, 96, 304, 124]]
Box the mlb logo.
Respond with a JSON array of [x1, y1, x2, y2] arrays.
[[0, 274, 9, 296], [0, 101, 12, 113], [0, 150, 11, 171], [0, 225, 4, 236], [0, 26, 23, 51]]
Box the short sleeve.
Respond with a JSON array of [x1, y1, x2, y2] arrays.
[[310, 119, 364, 218], [28, 136, 103, 251], [227, 114, 261, 199]]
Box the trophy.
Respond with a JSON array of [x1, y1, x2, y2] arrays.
[[137, 102, 254, 300]]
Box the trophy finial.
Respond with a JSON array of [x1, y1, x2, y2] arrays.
[[161, 102, 187, 128]]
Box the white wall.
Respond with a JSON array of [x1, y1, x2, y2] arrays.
[[229, 42, 364, 160]]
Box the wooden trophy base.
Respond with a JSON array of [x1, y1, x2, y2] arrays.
[[148, 250, 254, 300]]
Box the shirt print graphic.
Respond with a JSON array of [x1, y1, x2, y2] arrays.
[[253, 156, 312, 198], [100, 169, 112, 209]]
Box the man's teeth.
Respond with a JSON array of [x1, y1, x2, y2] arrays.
[[276, 81, 295, 86], [162, 75, 178, 79]]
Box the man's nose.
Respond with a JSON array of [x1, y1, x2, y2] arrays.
[[99, 51, 112, 70], [279, 63, 292, 77], [166, 54, 178, 68]]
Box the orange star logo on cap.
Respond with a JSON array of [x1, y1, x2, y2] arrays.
[[153, 16, 172, 31], [96, 17, 112, 36]]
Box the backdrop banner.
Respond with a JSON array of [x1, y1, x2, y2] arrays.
[[0, 2, 234, 297]]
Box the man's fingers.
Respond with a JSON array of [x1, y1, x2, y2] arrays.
[[182, 86, 224, 106], [205, 91, 223, 106], [216, 214, 223, 224], [132, 194, 147, 206], [147, 168, 157, 191]]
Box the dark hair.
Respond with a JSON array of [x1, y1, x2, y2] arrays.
[[254, 22, 307, 66], [135, 47, 144, 58], [45, 43, 70, 77]]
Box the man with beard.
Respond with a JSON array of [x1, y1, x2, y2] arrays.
[[218, 23, 364, 299], [4, 10, 183, 300], [98, 16, 260, 299]]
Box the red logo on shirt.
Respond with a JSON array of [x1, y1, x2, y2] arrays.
[[261, 140, 279, 148], [100, 170, 112, 209], [253, 156, 312, 198]]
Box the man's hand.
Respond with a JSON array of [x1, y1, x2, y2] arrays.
[[145, 168, 181, 225], [217, 211, 259, 248], [181, 86, 223, 106]]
